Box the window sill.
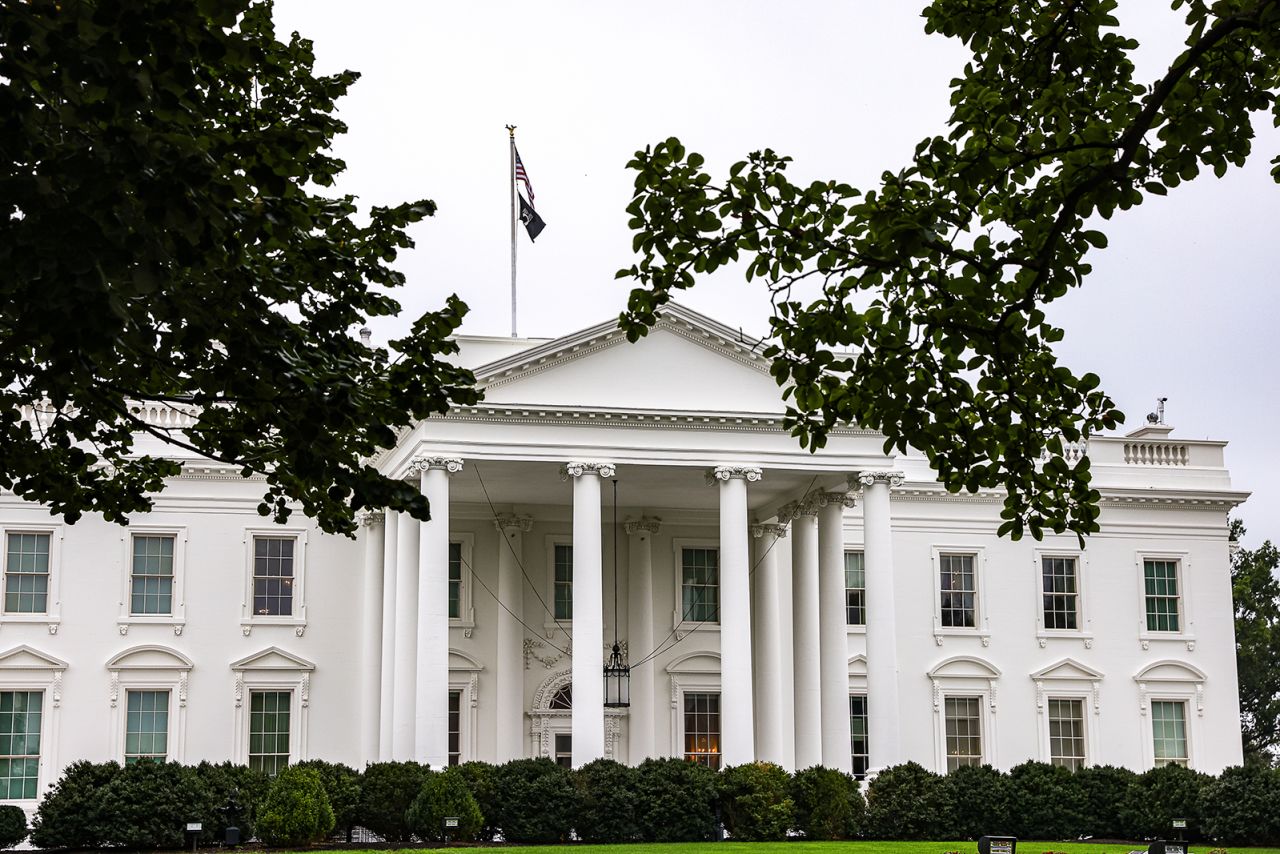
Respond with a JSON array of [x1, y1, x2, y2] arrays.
[[673, 620, 720, 639], [118, 618, 186, 637], [1036, 630, 1094, 649], [1, 614, 61, 634], [450, 618, 476, 639], [932, 628, 991, 647], [241, 618, 307, 637], [1139, 632, 1197, 651], [846, 625, 867, 635]]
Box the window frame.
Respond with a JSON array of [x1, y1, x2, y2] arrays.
[[448, 649, 482, 765], [122, 689, 172, 764], [246, 689, 293, 776], [849, 692, 869, 779], [930, 546, 990, 644], [231, 647, 313, 768], [1, 524, 62, 630], [681, 690, 722, 769], [449, 533, 475, 636], [0, 644, 66, 805], [942, 694, 985, 771], [1135, 659, 1204, 769], [118, 527, 188, 635], [928, 655, 1000, 773], [544, 536, 573, 633], [1135, 551, 1195, 648], [844, 549, 867, 631], [1032, 657, 1103, 769], [1034, 548, 1092, 646], [1149, 698, 1191, 768], [107, 644, 192, 765], [667, 652, 723, 763], [671, 538, 722, 631], [1045, 695, 1089, 771], [241, 529, 308, 635]]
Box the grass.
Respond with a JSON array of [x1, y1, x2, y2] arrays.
[[368, 844, 1280, 854]]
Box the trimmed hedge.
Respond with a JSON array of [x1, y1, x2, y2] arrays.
[[1076, 764, 1139, 840], [573, 758, 641, 843], [406, 768, 483, 843], [865, 761, 952, 840], [1007, 760, 1085, 841], [790, 765, 863, 840], [256, 766, 335, 848], [718, 761, 794, 841], [0, 805, 27, 849], [945, 764, 1012, 840], [291, 760, 361, 841], [358, 760, 428, 843], [489, 758, 576, 843], [635, 757, 720, 842]]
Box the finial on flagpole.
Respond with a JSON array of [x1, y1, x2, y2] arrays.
[[506, 124, 516, 138]]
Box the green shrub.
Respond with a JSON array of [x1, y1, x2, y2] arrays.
[[717, 761, 794, 841], [573, 758, 641, 843], [490, 758, 576, 843], [406, 768, 483, 843], [1075, 765, 1139, 840], [97, 760, 207, 849], [1201, 765, 1280, 845], [0, 805, 27, 849], [292, 760, 361, 841], [944, 764, 1012, 839], [358, 760, 428, 842], [453, 761, 499, 840], [1007, 761, 1084, 841], [256, 766, 335, 848], [790, 765, 863, 840], [189, 760, 270, 844], [634, 757, 720, 842], [865, 762, 952, 840], [1124, 764, 1211, 841], [30, 760, 121, 849]]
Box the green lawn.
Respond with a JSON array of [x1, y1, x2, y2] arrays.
[[374, 844, 1280, 854]]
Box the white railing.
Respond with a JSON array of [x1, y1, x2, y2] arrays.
[[19, 400, 201, 431], [1123, 441, 1189, 466]]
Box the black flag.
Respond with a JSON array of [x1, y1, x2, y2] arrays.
[[518, 194, 546, 242]]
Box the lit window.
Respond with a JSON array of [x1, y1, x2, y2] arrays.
[[1048, 698, 1086, 770], [4, 533, 50, 614], [553, 544, 572, 620], [849, 694, 869, 779], [845, 552, 865, 626], [939, 553, 976, 628], [1144, 560, 1181, 632], [448, 543, 462, 620], [1151, 700, 1188, 766], [447, 690, 461, 766], [681, 548, 719, 623], [0, 691, 42, 799], [253, 537, 294, 617], [684, 692, 721, 769], [248, 691, 291, 776], [944, 696, 982, 770], [125, 690, 169, 763], [131, 535, 175, 616]]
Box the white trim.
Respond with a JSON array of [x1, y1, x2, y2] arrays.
[[1033, 548, 1093, 647], [0, 524, 63, 631], [117, 527, 188, 635], [843, 548, 867, 636], [240, 529, 308, 635], [527, 668, 625, 761], [0, 645, 65, 805], [928, 655, 1000, 772], [448, 648, 482, 763], [666, 652, 722, 763], [230, 647, 314, 767], [1134, 660, 1205, 769], [450, 533, 476, 635], [1135, 551, 1196, 649], [930, 545, 990, 646], [543, 534, 573, 634], [671, 538, 721, 632], [107, 645, 193, 764]]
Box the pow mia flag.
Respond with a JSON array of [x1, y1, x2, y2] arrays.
[[518, 193, 546, 242]]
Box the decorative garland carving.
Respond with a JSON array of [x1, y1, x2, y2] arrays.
[[624, 518, 662, 536], [493, 514, 534, 533], [179, 672, 189, 708], [524, 637, 570, 670], [109, 673, 120, 708]]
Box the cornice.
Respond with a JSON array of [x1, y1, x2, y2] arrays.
[[433, 404, 877, 436]]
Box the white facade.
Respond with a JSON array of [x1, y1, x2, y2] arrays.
[[0, 303, 1247, 806]]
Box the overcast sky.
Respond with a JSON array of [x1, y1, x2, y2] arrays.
[[273, 1, 1279, 547]]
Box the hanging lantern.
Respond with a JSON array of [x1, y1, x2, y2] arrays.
[[603, 642, 630, 708]]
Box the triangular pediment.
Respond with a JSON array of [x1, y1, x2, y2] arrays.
[[107, 645, 193, 671], [848, 654, 867, 677], [230, 646, 315, 672], [474, 304, 786, 414], [1031, 657, 1104, 682], [0, 645, 67, 671]]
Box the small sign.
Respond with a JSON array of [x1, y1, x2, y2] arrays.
[[979, 835, 1017, 854], [443, 817, 459, 828], [186, 823, 203, 832], [1173, 819, 1188, 829]]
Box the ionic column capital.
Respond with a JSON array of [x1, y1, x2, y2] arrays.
[[624, 518, 661, 536], [751, 522, 788, 539], [493, 513, 534, 533], [778, 493, 821, 522], [408, 455, 464, 476], [815, 490, 857, 509], [856, 471, 904, 488], [560, 461, 616, 480], [706, 465, 763, 486], [358, 509, 384, 527]]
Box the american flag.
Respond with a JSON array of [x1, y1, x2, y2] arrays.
[[514, 147, 535, 206]]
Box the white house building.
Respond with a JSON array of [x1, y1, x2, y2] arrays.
[[0, 302, 1247, 807]]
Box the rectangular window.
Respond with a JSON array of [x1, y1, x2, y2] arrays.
[[131, 535, 175, 616], [681, 548, 720, 623], [1144, 560, 1181, 632], [4, 533, 50, 614], [684, 691, 721, 769], [448, 542, 462, 621], [1042, 556, 1079, 630], [253, 537, 295, 617], [1151, 700, 1189, 767], [0, 691, 42, 800], [553, 733, 572, 769], [248, 690, 291, 776], [553, 544, 572, 620], [447, 690, 461, 766], [939, 553, 977, 628], [849, 694, 869, 779], [124, 690, 169, 763], [1048, 697, 1086, 770], [944, 696, 983, 771], [845, 552, 866, 626]]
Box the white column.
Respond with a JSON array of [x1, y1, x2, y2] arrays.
[[360, 510, 385, 767], [818, 490, 855, 772], [391, 508, 419, 760], [495, 513, 533, 763], [787, 496, 822, 769], [626, 518, 660, 763], [711, 465, 760, 767], [416, 456, 462, 767], [565, 461, 614, 767], [378, 510, 398, 760], [860, 471, 903, 773], [750, 522, 787, 767]]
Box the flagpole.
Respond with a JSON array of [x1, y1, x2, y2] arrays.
[[506, 124, 518, 338]]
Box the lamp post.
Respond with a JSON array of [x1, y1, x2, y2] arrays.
[[603, 480, 630, 708]]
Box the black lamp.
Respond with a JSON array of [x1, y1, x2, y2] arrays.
[[603, 479, 630, 708]]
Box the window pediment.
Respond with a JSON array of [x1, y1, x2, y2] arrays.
[[928, 655, 1001, 680], [0, 645, 67, 671], [1134, 659, 1206, 683], [107, 645, 193, 672], [1031, 657, 1103, 682], [230, 646, 314, 672], [666, 651, 720, 675]]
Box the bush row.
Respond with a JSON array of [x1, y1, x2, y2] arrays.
[[26, 756, 1280, 848]]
